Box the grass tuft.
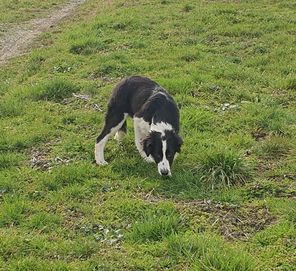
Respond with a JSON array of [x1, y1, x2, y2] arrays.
[[183, 4, 194, 12], [168, 232, 256, 271], [0, 197, 27, 226], [27, 212, 62, 231], [32, 78, 80, 102], [128, 206, 184, 242], [27, 54, 45, 76], [41, 163, 99, 190], [180, 53, 199, 62], [255, 136, 293, 159], [0, 153, 24, 169], [196, 149, 251, 188], [0, 95, 24, 118], [70, 39, 110, 55]]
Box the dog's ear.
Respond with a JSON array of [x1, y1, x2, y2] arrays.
[[143, 135, 153, 156], [176, 135, 183, 153]]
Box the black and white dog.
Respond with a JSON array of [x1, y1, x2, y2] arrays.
[[95, 76, 183, 176]]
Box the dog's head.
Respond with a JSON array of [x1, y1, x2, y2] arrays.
[[143, 130, 183, 177]]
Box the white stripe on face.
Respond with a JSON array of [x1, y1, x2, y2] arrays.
[[151, 121, 173, 135], [157, 139, 171, 176]]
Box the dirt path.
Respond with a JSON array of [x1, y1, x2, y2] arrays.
[[0, 0, 86, 65]]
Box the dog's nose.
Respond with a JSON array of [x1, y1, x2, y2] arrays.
[[160, 169, 169, 176]]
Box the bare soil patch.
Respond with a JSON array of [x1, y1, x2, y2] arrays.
[[29, 139, 71, 170], [141, 193, 275, 241], [176, 200, 275, 240]]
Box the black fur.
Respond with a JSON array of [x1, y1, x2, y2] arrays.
[[107, 76, 179, 128]]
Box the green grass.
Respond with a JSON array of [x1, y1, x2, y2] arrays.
[[0, 0, 67, 24], [0, 153, 25, 169], [0, 0, 296, 270], [0, 197, 27, 226], [195, 148, 251, 188], [168, 233, 256, 270], [31, 78, 80, 102], [127, 204, 184, 242]]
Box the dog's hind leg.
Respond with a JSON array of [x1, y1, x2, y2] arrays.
[[95, 109, 127, 165], [114, 120, 127, 142]]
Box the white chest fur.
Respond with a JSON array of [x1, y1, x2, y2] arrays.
[[133, 117, 150, 136], [133, 117, 151, 160]]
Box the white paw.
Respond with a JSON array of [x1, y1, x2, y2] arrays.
[[144, 155, 155, 163], [96, 160, 108, 166]]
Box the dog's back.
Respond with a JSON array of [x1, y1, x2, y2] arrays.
[[109, 76, 179, 129], [109, 76, 159, 115]]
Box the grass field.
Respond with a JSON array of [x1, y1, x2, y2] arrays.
[[0, 0, 296, 270]]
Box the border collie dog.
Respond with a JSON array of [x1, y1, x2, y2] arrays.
[[95, 76, 183, 177]]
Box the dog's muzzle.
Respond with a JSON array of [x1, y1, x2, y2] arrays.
[[158, 162, 171, 177]]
